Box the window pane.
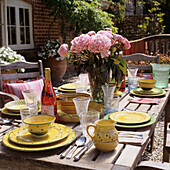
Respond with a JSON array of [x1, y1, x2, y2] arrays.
[[7, 7, 9, 25], [20, 27, 25, 44], [11, 26, 16, 44], [19, 8, 24, 26], [26, 27, 30, 44], [25, 9, 29, 26], [8, 26, 11, 44], [10, 7, 15, 25]]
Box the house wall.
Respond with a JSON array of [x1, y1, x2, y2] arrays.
[[117, 15, 148, 41], [18, 0, 61, 61]]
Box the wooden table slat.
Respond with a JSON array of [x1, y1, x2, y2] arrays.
[[115, 145, 141, 168]]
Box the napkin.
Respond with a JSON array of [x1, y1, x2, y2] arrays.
[[130, 97, 161, 105], [118, 131, 148, 146]]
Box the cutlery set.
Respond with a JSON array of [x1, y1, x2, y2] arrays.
[[60, 137, 93, 161]]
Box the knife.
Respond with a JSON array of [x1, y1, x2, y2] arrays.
[[74, 140, 93, 161]]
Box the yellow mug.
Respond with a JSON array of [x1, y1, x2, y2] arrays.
[[86, 119, 118, 152]]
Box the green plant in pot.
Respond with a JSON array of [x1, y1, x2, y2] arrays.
[[38, 39, 67, 83]]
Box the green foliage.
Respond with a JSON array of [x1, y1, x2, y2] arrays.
[[42, 0, 117, 40], [138, 0, 165, 35], [105, 0, 127, 23], [71, 1, 117, 33]]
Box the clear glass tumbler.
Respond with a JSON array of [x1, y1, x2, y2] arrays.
[[22, 89, 39, 108], [102, 85, 116, 115], [73, 97, 90, 136], [20, 106, 38, 126]]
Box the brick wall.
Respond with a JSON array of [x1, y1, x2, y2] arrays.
[[117, 15, 148, 41]]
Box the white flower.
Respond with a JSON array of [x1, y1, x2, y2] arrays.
[[0, 46, 26, 64]]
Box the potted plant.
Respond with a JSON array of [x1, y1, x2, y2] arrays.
[[38, 39, 67, 83], [0, 46, 26, 72]]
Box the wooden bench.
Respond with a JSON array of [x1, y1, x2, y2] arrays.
[[124, 34, 170, 55]]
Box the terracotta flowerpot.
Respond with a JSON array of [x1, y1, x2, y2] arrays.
[[43, 57, 67, 83]]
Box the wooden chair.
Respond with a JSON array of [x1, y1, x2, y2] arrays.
[[135, 161, 170, 170], [122, 53, 160, 72], [0, 60, 43, 108], [122, 53, 160, 153]]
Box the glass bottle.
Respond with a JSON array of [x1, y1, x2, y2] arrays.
[[41, 68, 58, 120]]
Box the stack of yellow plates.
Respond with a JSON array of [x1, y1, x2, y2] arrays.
[[57, 92, 104, 122], [2, 123, 76, 152], [104, 111, 156, 128], [130, 87, 166, 97], [2, 100, 41, 116], [57, 83, 90, 93]]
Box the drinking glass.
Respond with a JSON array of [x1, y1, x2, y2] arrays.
[[79, 110, 100, 137], [127, 68, 138, 77], [22, 89, 39, 108], [73, 97, 90, 136], [128, 77, 139, 92], [20, 106, 38, 126], [102, 85, 117, 115], [79, 73, 89, 92]]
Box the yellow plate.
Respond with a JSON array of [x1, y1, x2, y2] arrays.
[[2, 128, 76, 152], [130, 89, 166, 97], [1, 107, 20, 116], [60, 83, 77, 90], [58, 86, 76, 93], [109, 111, 151, 125], [133, 87, 163, 95], [1, 107, 41, 116], [5, 100, 41, 113], [58, 83, 90, 92], [8, 123, 70, 146]]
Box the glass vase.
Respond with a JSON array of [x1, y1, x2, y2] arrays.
[[90, 77, 105, 103]]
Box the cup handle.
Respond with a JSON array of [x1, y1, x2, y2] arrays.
[[86, 123, 96, 139]]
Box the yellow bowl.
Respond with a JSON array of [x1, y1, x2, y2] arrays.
[[138, 79, 156, 90], [23, 114, 56, 136]]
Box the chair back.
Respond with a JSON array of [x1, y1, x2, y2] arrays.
[[0, 60, 43, 107], [0, 60, 43, 91], [122, 53, 160, 72]]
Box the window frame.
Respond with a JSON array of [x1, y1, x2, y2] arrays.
[[0, 0, 34, 50]]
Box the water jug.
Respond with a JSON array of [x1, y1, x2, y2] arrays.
[[150, 63, 170, 88]]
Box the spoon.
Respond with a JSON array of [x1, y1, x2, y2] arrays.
[[66, 136, 86, 159], [0, 118, 13, 124]]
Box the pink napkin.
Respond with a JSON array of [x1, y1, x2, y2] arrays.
[[130, 97, 161, 105]]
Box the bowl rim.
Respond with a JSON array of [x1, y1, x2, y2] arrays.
[[138, 79, 156, 84], [23, 114, 56, 125]]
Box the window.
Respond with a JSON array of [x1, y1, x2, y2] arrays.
[[126, 0, 143, 15], [0, 0, 34, 50]]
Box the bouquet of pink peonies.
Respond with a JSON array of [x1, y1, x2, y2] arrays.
[[58, 28, 131, 102]]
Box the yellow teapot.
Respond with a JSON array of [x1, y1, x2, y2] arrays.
[[86, 119, 118, 152]]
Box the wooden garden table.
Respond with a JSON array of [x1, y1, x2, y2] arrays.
[[0, 88, 169, 170]]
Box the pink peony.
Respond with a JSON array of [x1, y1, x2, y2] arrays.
[[87, 31, 96, 36], [123, 38, 131, 49], [88, 34, 111, 58], [58, 44, 69, 58], [70, 34, 91, 53], [113, 34, 124, 42], [97, 30, 115, 45]]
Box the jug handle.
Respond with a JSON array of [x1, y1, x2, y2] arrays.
[[86, 123, 96, 139]]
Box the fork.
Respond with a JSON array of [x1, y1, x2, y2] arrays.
[[0, 126, 15, 141]]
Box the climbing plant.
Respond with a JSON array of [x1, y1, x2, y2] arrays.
[[138, 0, 166, 35], [42, 0, 117, 41]]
